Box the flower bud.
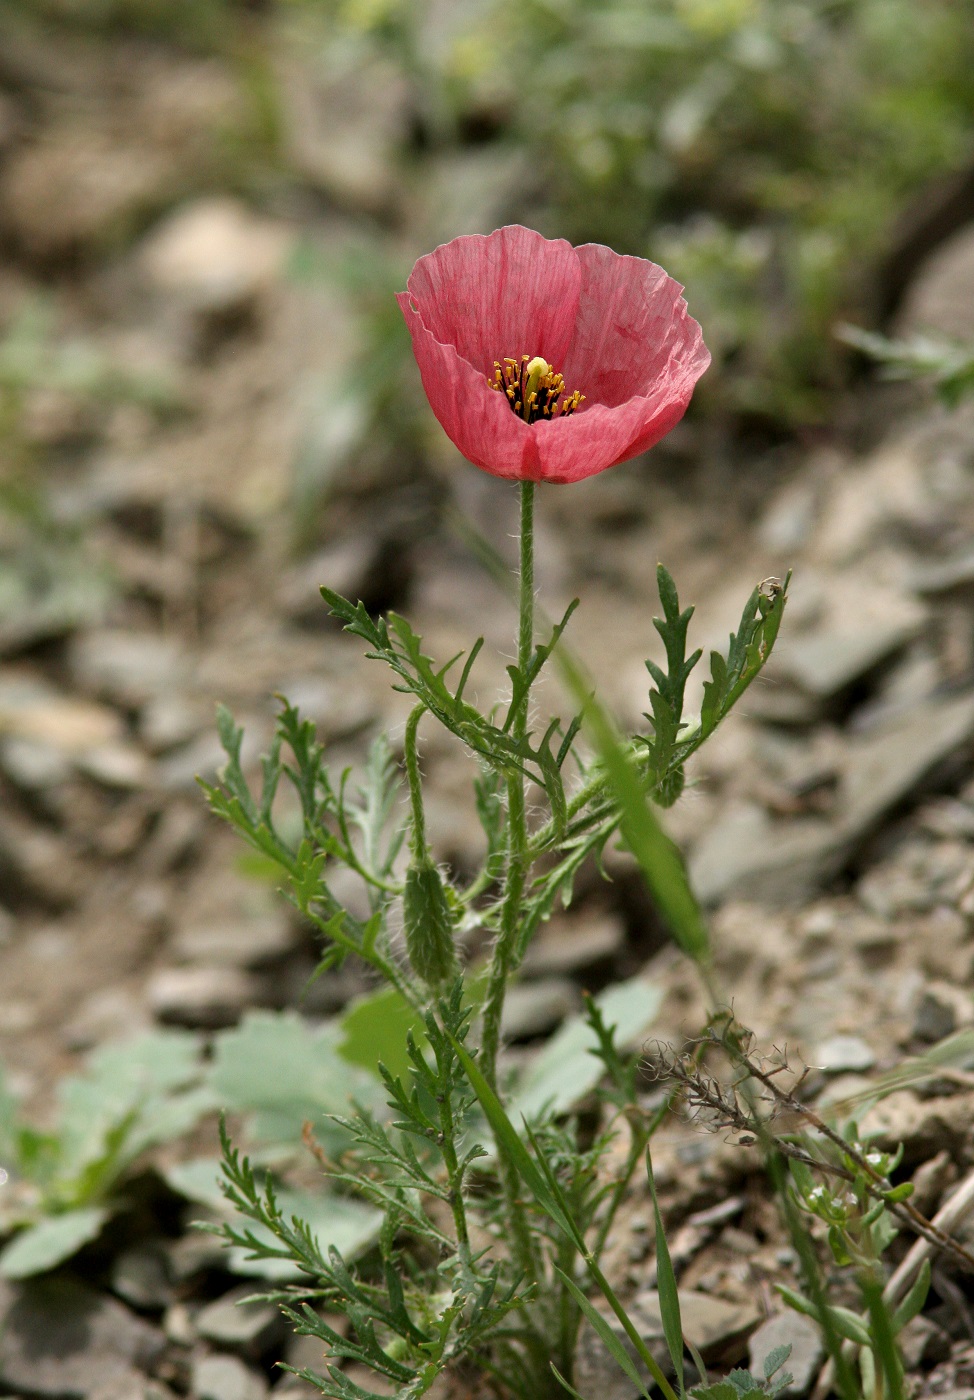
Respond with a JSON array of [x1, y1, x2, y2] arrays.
[[655, 766, 685, 807], [403, 858, 457, 988]]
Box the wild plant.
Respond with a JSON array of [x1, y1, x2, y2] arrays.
[[205, 226, 790, 1399]]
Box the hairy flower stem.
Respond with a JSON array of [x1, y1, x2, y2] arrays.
[[481, 481, 534, 1086], [478, 482, 540, 1287], [403, 704, 429, 857]]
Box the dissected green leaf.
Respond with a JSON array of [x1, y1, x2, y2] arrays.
[[166, 1158, 382, 1281]]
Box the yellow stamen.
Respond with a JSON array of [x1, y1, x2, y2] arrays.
[[486, 352, 584, 425]]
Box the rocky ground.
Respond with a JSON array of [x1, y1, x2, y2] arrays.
[[3, 12, 974, 1400]]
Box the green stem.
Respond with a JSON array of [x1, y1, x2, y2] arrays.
[[480, 481, 535, 1086], [403, 704, 428, 857], [478, 481, 540, 1288]]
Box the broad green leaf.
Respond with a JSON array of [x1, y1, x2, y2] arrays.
[[0, 1206, 109, 1278], [510, 975, 663, 1123], [337, 986, 426, 1083], [208, 1011, 385, 1146], [52, 1030, 210, 1193], [165, 1158, 382, 1281]]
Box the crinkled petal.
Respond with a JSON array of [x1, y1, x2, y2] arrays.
[[399, 225, 711, 484], [404, 225, 580, 375], [562, 242, 707, 407], [398, 294, 544, 480], [528, 364, 703, 484]]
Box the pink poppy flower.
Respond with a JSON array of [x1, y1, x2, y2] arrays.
[[397, 224, 710, 485]]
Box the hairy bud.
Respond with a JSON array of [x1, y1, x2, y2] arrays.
[[403, 858, 457, 987], [655, 765, 685, 807]]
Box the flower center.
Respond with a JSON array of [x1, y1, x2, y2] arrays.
[[488, 355, 584, 424]]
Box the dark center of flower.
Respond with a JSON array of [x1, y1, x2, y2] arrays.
[[488, 355, 584, 424]]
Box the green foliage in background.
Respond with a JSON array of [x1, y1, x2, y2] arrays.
[[296, 0, 974, 424]]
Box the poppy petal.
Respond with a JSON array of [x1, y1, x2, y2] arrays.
[[404, 225, 580, 375]]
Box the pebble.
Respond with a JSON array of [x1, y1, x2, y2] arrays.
[[912, 981, 974, 1042], [139, 197, 291, 319], [171, 910, 297, 970], [520, 911, 625, 978], [69, 631, 187, 709], [195, 1284, 284, 1356], [773, 613, 920, 702], [0, 1275, 165, 1397], [111, 1243, 173, 1312], [810, 1034, 876, 1074], [500, 978, 580, 1041], [632, 1289, 762, 1363], [749, 1312, 824, 1397], [190, 1353, 268, 1400], [146, 965, 263, 1029]]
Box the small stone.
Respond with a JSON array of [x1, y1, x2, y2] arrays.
[[165, 1228, 229, 1284], [89, 1373, 176, 1400], [749, 1312, 824, 1397], [111, 1244, 173, 1312], [773, 614, 919, 701], [146, 965, 262, 1029], [811, 1035, 876, 1074], [139, 197, 291, 318], [196, 1284, 284, 1356], [0, 735, 71, 790], [0, 1275, 165, 1397], [521, 911, 625, 978], [897, 226, 974, 342], [69, 631, 186, 708], [76, 741, 151, 790], [191, 1353, 268, 1400], [163, 1301, 198, 1346], [140, 694, 205, 753], [632, 1289, 761, 1363], [840, 692, 974, 838], [689, 802, 840, 908], [912, 981, 974, 1042], [897, 1314, 951, 1368], [501, 978, 580, 1041], [171, 911, 297, 969]]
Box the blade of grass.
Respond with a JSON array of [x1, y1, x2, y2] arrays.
[[555, 645, 710, 965], [861, 1273, 904, 1400], [553, 1267, 655, 1400], [646, 1145, 685, 1393], [447, 1029, 682, 1400]]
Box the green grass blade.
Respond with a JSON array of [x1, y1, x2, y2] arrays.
[[445, 1031, 584, 1250], [556, 647, 710, 963], [646, 1145, 685, 1393], [554, 1266, 663, 1400], [550, 1362, 591, 1400], [861, 1274, 904, 1400]]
